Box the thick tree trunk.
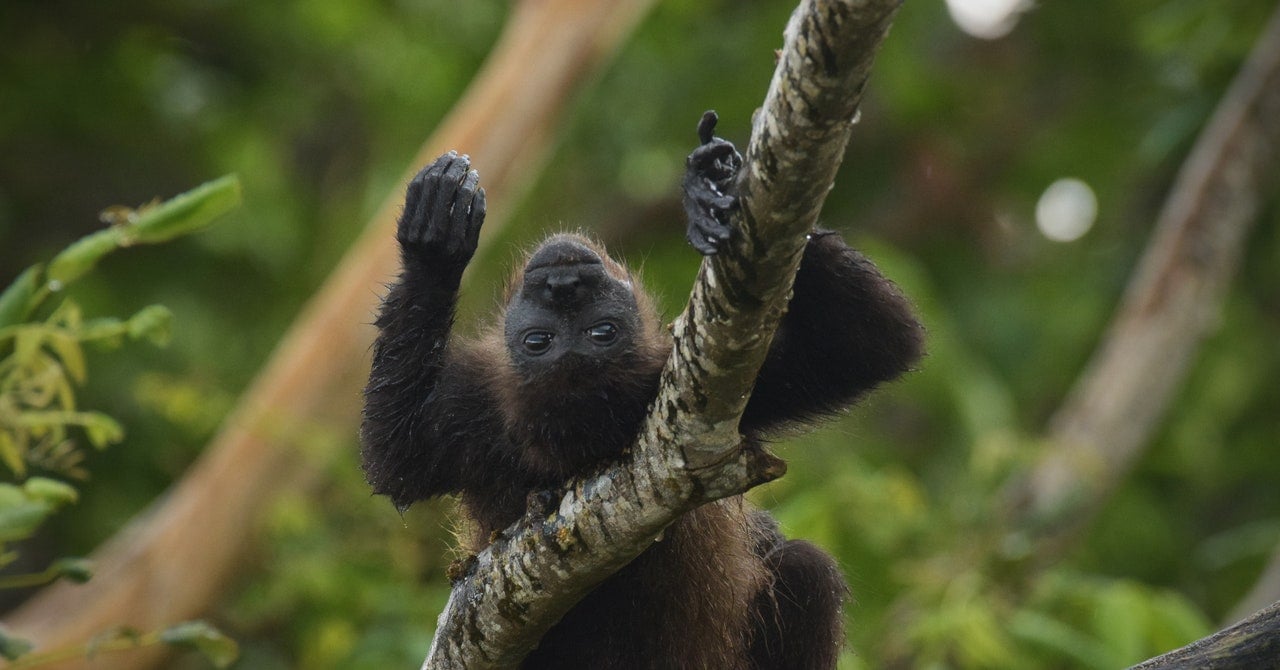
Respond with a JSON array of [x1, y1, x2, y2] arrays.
[[0, 1, 656, 667], [1005, 1, 1280, 556]]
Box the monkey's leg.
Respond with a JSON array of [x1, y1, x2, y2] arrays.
[[748, 539, 848, 670]]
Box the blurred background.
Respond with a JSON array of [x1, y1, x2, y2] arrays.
[[1, 0, 1278, 667]]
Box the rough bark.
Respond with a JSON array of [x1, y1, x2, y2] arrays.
[[1005, 2, 1280, 551], [0, 1, 656, 667], [1128, 600, 1280, 670], [421, 0, 904, 667]]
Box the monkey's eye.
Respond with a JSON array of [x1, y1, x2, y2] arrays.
[[522, 331, 554, 355], [586, 322, 618, 345]]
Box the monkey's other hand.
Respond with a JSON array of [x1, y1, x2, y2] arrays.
[[398, 150, 487, 281], [682, 110, 742, 256]]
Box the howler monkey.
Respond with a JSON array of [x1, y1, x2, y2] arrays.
[[361, 112, 924, 669]]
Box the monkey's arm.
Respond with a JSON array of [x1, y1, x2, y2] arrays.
[[740, 230, 924, 433], [681, 112, 923, 434], [361, 152, 491, 510]]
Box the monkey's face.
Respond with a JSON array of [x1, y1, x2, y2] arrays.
[[503, 235, 644, 383]]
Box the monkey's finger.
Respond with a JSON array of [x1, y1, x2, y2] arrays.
[[400, 153, 454, 245], [688, 143, 741, 180], [419, 152, 456, 235], [707, 194, 737, 211], [431, 154, 471, 237], [697, 110, 719, 145], [687, 227, 722, 256], [705, 141, 741, 165], [452, 169, 481, 254], [453, 169, 480, 228], [466, 187, 486, 251]]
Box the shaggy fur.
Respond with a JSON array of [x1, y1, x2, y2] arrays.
[[360, 144, 923, 668]]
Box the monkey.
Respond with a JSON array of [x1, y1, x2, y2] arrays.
[[360, 112, 924, 669]]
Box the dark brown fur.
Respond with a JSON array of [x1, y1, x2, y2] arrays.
[[361, 149, 923, 668]]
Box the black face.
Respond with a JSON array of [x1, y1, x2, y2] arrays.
[[504, 237, 642, 381]]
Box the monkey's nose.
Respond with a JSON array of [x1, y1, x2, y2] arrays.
[[544, 273, 583, 302]]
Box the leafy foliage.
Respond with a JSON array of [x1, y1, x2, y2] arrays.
[[0, 179, 240, 667], [1, 0, 1277, 668]]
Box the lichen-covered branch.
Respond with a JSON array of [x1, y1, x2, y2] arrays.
[[421, 0, 904, 667], [669, 0, 905, 473], [1128, 600, 1280, 670]]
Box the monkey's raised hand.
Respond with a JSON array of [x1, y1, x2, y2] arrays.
[[398, 151, 486, 284], [682, 110, 742, 256]]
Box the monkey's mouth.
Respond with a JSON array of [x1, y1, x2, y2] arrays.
[[514, 350, 611, 383]]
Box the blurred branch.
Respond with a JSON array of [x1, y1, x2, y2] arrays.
[[1230, 542, 1280, 625], [1005, 2, 1280, 553], [422, 1, 904, 666], [0, 1, 656, 668], [1128, 600, 1280, 670]]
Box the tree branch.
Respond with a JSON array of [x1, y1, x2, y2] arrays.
[[1128, 600, 1280, 670], [421, 0, 904, 667], [1005, 1, 1280, 552]]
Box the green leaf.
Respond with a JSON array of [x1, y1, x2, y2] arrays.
[[126, 305, 173, 347], [0, 498, 52, 543], [51, 557, 93, 583], [47, 331, 87, 384], [0, 628, 34, 661], [79, 316, 128, 347], [0, 433, 26, 479], [1093, 583, 1150, 665], [80, 412, 125, 449], [23, 477, 78, 507], [86, 627, 141, 658], [0, 485, 23, 508], [159, 621, 239, 668], [1146, 591, 1212, 653], [130, 175, 241, 244], [0, 265, 43, 329], [12, 328, 43, 368], [1009, 609, 1114, 670], [46, 229, 123, 287]]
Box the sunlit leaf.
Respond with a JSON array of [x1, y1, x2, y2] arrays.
[[0, 485, 23, 508], [1009, 609, 1114, 670], [54, 371, 78, 413], [127, 305, 173, 347], [80, 413, 125, 449], [1146, 591, 1212, 653], [51, 300, 83, 330], [0, 497, 52, 542], [0, 265, 42, 329], [1093, 582, 1150, 665], [0, 433, 25, 479], [13, 328, 43, 368], [130, 175, 242, 244], [51, 557, 93, 583], [46, 229, 122, 287], [79, 316, 128, 347], [23, 477, 78, 507], [159, 621, 239, 668], [47, 331, 87, 384]]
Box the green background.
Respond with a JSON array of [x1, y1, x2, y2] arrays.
[[2, 0, 1278, 667]]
